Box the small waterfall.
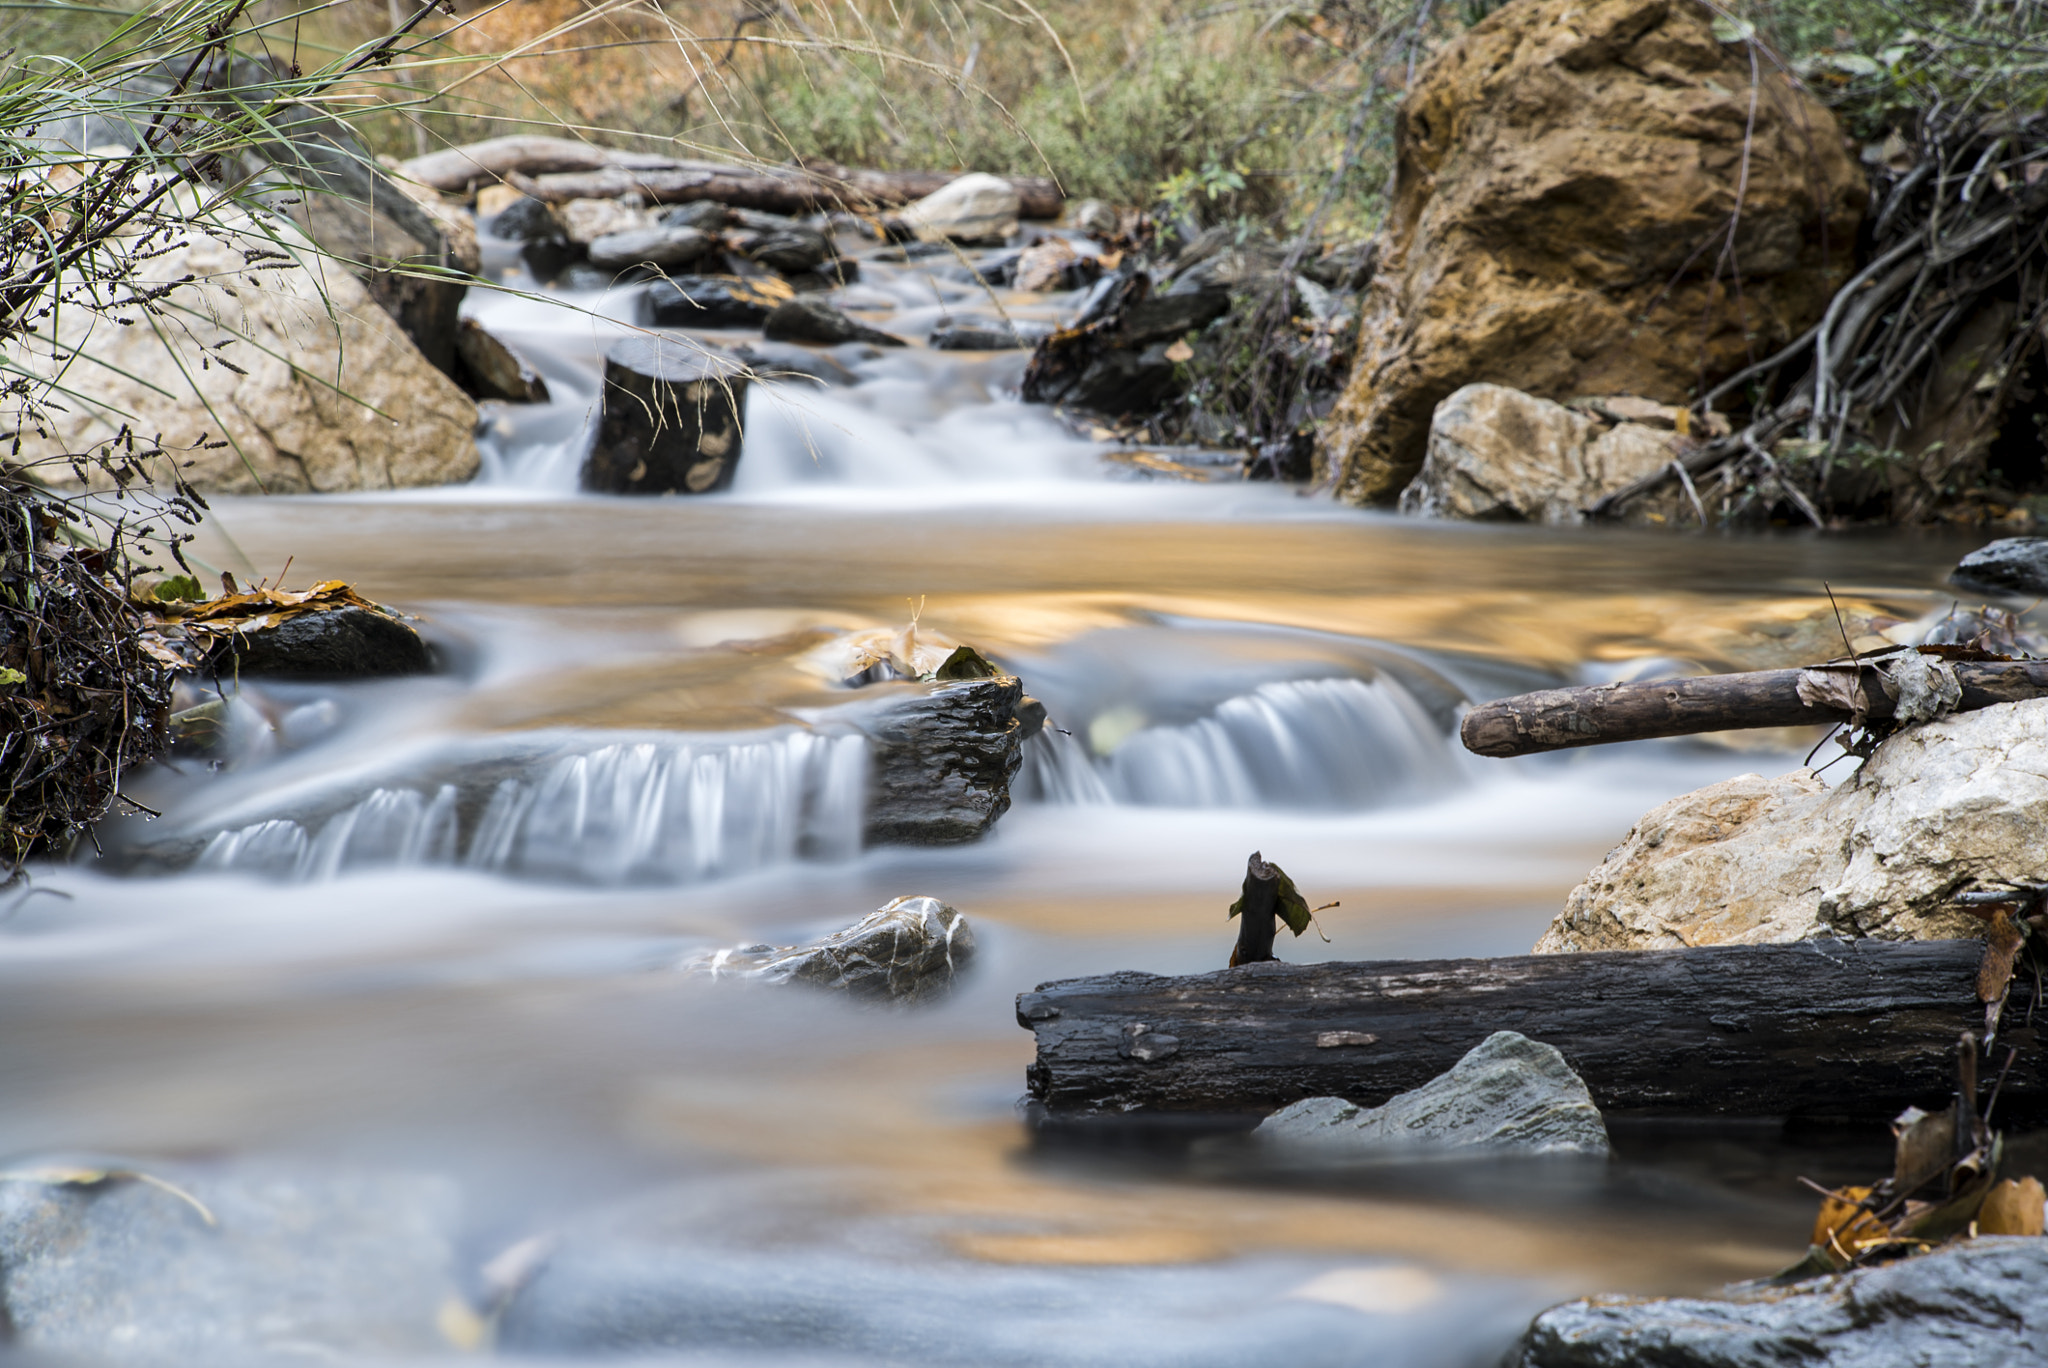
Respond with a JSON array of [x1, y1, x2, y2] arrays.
[[195, 731, 868, 885], [1016, 676, 1459, 809]]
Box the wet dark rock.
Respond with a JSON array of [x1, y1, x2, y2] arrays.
[[521, 235, 581, 282], [584, 337, 748, 495], [1953, 537, 2048, 597], [858, 673, 1029, 845], [677, 896, 974, 1004], [198, 606, 432, 680], [1256, 1032, 1611, 1158], [1021, 275, 1231, 414], [782, 258, 861, 292], [763, 297, 907, 348], [929, 319, 1047, 351], [727, 341, 858, 387], [643, 275, 786, 329], [659, 200, 731, 232], [0, 1162, 460, 1362], [745, 226, 835, 275], [454, 317, 549, 403], [587, 226, 714, 271], [1516, 1237, 2048, 1367], [489, 195, 564, 242]]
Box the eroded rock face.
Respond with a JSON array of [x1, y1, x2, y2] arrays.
[[0, 1163, 460, 1362], [14, 212, 479, 495], [1255, 1031, 1610, 1158], [1318, 0, 1865, 504], [1535, 701, 2048, 953], [1401, 384, 1683, 524], [1516, 1237, 2048, 1368], [677, 896, 974, 1004]]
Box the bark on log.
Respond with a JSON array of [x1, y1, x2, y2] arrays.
[[1460, 658, 2048, 758], [1017, 941, 2043, 1123], [397, 138, 1063, 218]]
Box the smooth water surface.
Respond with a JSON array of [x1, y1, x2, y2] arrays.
[[0, 241, 2001, 1365]]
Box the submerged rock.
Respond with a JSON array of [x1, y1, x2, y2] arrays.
[[1255, 1031, 1610, 1158], [1953, 537, 2048, 597], [1535, 701, 2048, 952], [762, 297, 906, 347], [0, 1162, 461, 1362], [1317, 0, 1866, 504], [1516, 1237, 2048, 1368], [678, 896, 974, 1004], [1401, 384, 1683, 525]]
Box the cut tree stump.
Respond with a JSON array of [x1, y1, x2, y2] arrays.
[[583, 337, 747, 495], [1460, 658, 2048, 757], [1017, 941, 2043, 1124]]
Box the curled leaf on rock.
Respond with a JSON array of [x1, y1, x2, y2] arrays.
[[930, 645, 997, 680], [1227, 852, 1334, 966]]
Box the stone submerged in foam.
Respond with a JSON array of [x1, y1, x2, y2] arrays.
[[1254, 1031, 1610, 1159]]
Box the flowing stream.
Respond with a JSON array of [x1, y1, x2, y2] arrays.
[[0, 240, 2000, 1365]]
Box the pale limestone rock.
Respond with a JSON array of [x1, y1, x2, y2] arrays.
[[1535, 700, 2048, 952], [14, 210, 477, 495], [893, 173, 1019, 243], [557, 196, 650, 245], [1255, 1032, 1610, 1158], [1400, 383, 1679, 524]]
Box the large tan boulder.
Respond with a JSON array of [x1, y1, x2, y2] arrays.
[[14, 212, 477, 495], [1535, 701, 2048, 952], [1319, 0, 1865, 505], [1401, 383, 1685, 523]]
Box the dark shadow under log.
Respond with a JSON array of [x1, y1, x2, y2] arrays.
[[1460, 658, 2048, 758], [1017, 941, 2044, 1124]]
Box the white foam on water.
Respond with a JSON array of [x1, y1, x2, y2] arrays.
[[1017, 676, 1460, 809], [195, 731, 868, 886]]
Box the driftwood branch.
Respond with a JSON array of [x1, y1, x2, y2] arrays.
[[397, 136, 1063, 217], [1459, 657, 2048, 758], [1017, 941, 2043, 1123]]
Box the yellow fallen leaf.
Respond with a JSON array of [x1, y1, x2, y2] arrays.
[[437, 1295, 491, 1351]]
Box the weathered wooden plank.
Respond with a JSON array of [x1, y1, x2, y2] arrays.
[[1461, 659, 2048, 757], [1017, 941, 2042, 1123]]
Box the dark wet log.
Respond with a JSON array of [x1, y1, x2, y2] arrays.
[[583, 338, 747, 495], [1460, 658, 2048, 758], [1017, 941, 2044, 1123]]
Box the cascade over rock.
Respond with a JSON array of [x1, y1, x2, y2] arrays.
[[1317, 0, 1865, 505]]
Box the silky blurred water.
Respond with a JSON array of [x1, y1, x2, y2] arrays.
[[0, 241, 2004, 1365]]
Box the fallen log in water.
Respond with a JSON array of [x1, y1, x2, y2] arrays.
[[1017, 941, 2043, 1123], [397, 137, 1063, 218], [1459, 656, 2048, 757]]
